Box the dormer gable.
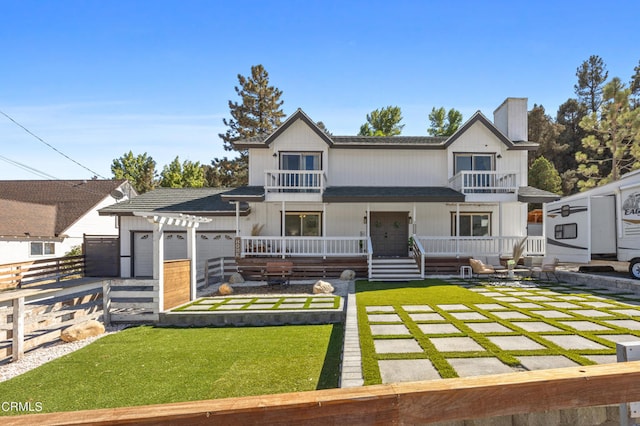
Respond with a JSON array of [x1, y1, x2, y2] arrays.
[[444, 112, 515, 149], [263, 108, 333, 147]]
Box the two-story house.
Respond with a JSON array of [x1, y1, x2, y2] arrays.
[[101, 98, 559, 282], [221, 97, 559, 279]]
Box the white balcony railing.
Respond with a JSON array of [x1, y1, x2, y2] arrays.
[[449, 171, 518, 194], [238, 236, 370, 258], [416, 236, 545, 257], [265, 170, 325, 193]]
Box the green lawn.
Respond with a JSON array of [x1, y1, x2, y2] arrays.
[[0, 324, 343, 415]]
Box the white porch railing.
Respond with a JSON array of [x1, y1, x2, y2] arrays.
[[265, 170, 325, 192], [448, 171, 518, 193], [239, 236, 370, 258], [416, 236, 545, 257]]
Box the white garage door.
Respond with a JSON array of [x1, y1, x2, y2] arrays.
[[164, 232, 188, 261], [196, 232, 235, 272]]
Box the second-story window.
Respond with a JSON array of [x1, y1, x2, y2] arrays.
[[280, 153, 322, 191], [454, 153, 494, 174], [280, 153, 321, 171]]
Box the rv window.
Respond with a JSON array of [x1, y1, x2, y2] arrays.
[[555, 223, 577, 239]]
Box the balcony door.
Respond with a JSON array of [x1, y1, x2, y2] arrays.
[[454, 153, 494, 191], [280, 152, 321, 190]]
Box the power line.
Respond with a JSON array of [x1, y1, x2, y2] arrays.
[[0, 109, 108, 179]]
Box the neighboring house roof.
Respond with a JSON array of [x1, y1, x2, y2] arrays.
[[231, 109, 539, 151], [323, 186, 465, 203], [0, 179, 129, 238], [99, 188, 250, 217]]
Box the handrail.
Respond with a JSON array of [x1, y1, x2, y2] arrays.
[[411, 234, 426, 278], [239, 236, 370, 258], [417, 236, 545, 257], [11, 361, 640, 425], [264, 169, 325, 192], [449, 170, 518, 193]]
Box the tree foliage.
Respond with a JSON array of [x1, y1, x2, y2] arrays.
[[575, 55, 609, 115], [527, 104, 566, 168], [218, 64, 286, 154], [576, 77, 640, 190], [528, 156, 562, 195], [358, 106, 404, 136], [111, 151, 157, 194], [203, 156, 248, 188], [159, 156, 205, 188], [427, 107, 462, 136]]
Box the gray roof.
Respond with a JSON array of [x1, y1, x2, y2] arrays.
[[99, 188, 249, 216], [517, 186, 562, 203], [220, 186, 265, 202], [323, 186, 465, 203]]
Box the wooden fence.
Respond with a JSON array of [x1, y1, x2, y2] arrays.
[[102, 279, 159, 324], [0, 255, 85, 290], [203, 257, 237, 285], [0, 279, 103, 362], [6, 361, 640, 425], [163, 260, 191, 310]]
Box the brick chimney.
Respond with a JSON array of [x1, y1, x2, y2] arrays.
[[493, 98, 528, 142]]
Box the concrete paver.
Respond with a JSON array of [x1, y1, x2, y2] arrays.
[[370, 324, 411, 335], [510, 321, 562, 332], [558, 320, 612, 331], [366, 305, 395, 312], [487, 335, 546, 350], [490, 311, 531, 319], [368, 313, 402, 322], [595, 334, 639, 344], [609, 309, 640, 316], [511, 302, 543, 309], [378, 359, 440, 383], [449, 312, 487, 320], [402, 305, 433, 312], [429, 337, 484, 352], [417, 323, 461, 334], [448, 357, 515, 377], [532, 310, 572, 318], [465, 322, 513, 333], [570, 309, 612, 317], [437, 304, 470, 311], [408, 313, 445, 321], [604, 319, 640, 330], [474, 303, 506, 310], [374, 338, 423, 354], [517, 355, 579, 371], [541, 335, 608, 350]]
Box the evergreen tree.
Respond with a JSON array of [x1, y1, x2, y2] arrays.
[[159, 156, 205, 188], [111, 151, 157, 194], [577, 77, 640, 190], [575, 55, 609, 115], [203, 156, 248, 188], [527, 104, 566, 168], [631, 60, 640, 107], [529, 156, 562, 194], [427, 107, 463, 136], [218, 64, 286, 154], [358, 106, 404, 136]]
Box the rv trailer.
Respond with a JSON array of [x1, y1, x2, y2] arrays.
[[545, 170, 640, 279]]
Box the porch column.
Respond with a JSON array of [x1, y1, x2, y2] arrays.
[[412, 202, 417, 235], [542, 201, 547, 256], [186, 224, 198, 301], [152, 220, 165, 311], [456, 203, 460, 256], [498, 202, 503, 237], [281, 200, 286, 259], [366, 203, 371, 238], [235, 202, 240, 236], [322, 203, 327, 259]]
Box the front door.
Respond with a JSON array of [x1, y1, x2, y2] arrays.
[[370, 212, 409, 257]]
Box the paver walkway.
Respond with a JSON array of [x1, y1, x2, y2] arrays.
[[345, 278, 640, 386]]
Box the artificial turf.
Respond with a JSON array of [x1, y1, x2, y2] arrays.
[[0, 324, 343, 415]]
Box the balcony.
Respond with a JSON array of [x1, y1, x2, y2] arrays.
[[449, 171, 518, 195], [264, 170, 325, 201]]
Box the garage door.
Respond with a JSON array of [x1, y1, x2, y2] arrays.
[[197, 232, 235, 271]]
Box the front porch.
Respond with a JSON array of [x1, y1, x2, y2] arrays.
[[234, 235, 545, 280]]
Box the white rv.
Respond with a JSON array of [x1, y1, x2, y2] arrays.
[[545, 169, 640, 279]]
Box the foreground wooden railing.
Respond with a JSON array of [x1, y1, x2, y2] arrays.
[[0, 255, 85, 290], [6, 362, 640, 425]]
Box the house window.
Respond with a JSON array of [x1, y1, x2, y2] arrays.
[[284, 212, 321, 236], [280, 152, 321, 171], [451, 213, 491, 236], [555, 223, 577, 239], [279, 152, 322, 191], [30, 241, 56, 256], [454, 153, 494, 174]]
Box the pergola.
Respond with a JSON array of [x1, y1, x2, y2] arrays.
[[134, 212, 212, 310]]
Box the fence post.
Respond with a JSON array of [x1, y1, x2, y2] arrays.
[[12, 296, 25, 362], [220, 258, 225, 280], [617, 341, 640, 426], [102, 280, 111, 327]]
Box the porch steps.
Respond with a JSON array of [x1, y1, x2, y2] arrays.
[[370, 258, 422, 281]]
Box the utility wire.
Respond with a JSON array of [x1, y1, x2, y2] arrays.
[[0, 109, 108, 179]]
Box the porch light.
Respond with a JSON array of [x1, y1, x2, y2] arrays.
[[408, 215, 413, 224], [497, 154, 502, 159], [363, 215, 367, 224]]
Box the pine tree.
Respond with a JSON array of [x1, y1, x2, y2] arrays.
[[358, 106, 404, 136], [527, 104, 566, 168], [577, 77, 640, 190], [427, 107, 462, 136], [575, 55, 609, 115], [219, 64, 286, 153]]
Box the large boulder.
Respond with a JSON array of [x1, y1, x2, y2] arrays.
[[61, 320, 105, 343], [340, 269, 356, 280], [228, 272, 245, 284], [313, 280, 334, 294]]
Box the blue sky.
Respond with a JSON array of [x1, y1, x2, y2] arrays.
[[1, 0, 639, 180]]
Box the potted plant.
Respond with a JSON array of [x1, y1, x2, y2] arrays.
[[507, 236, 528, 278]]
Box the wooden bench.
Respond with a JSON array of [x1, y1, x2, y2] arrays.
[[262, 261, 293, 285]]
